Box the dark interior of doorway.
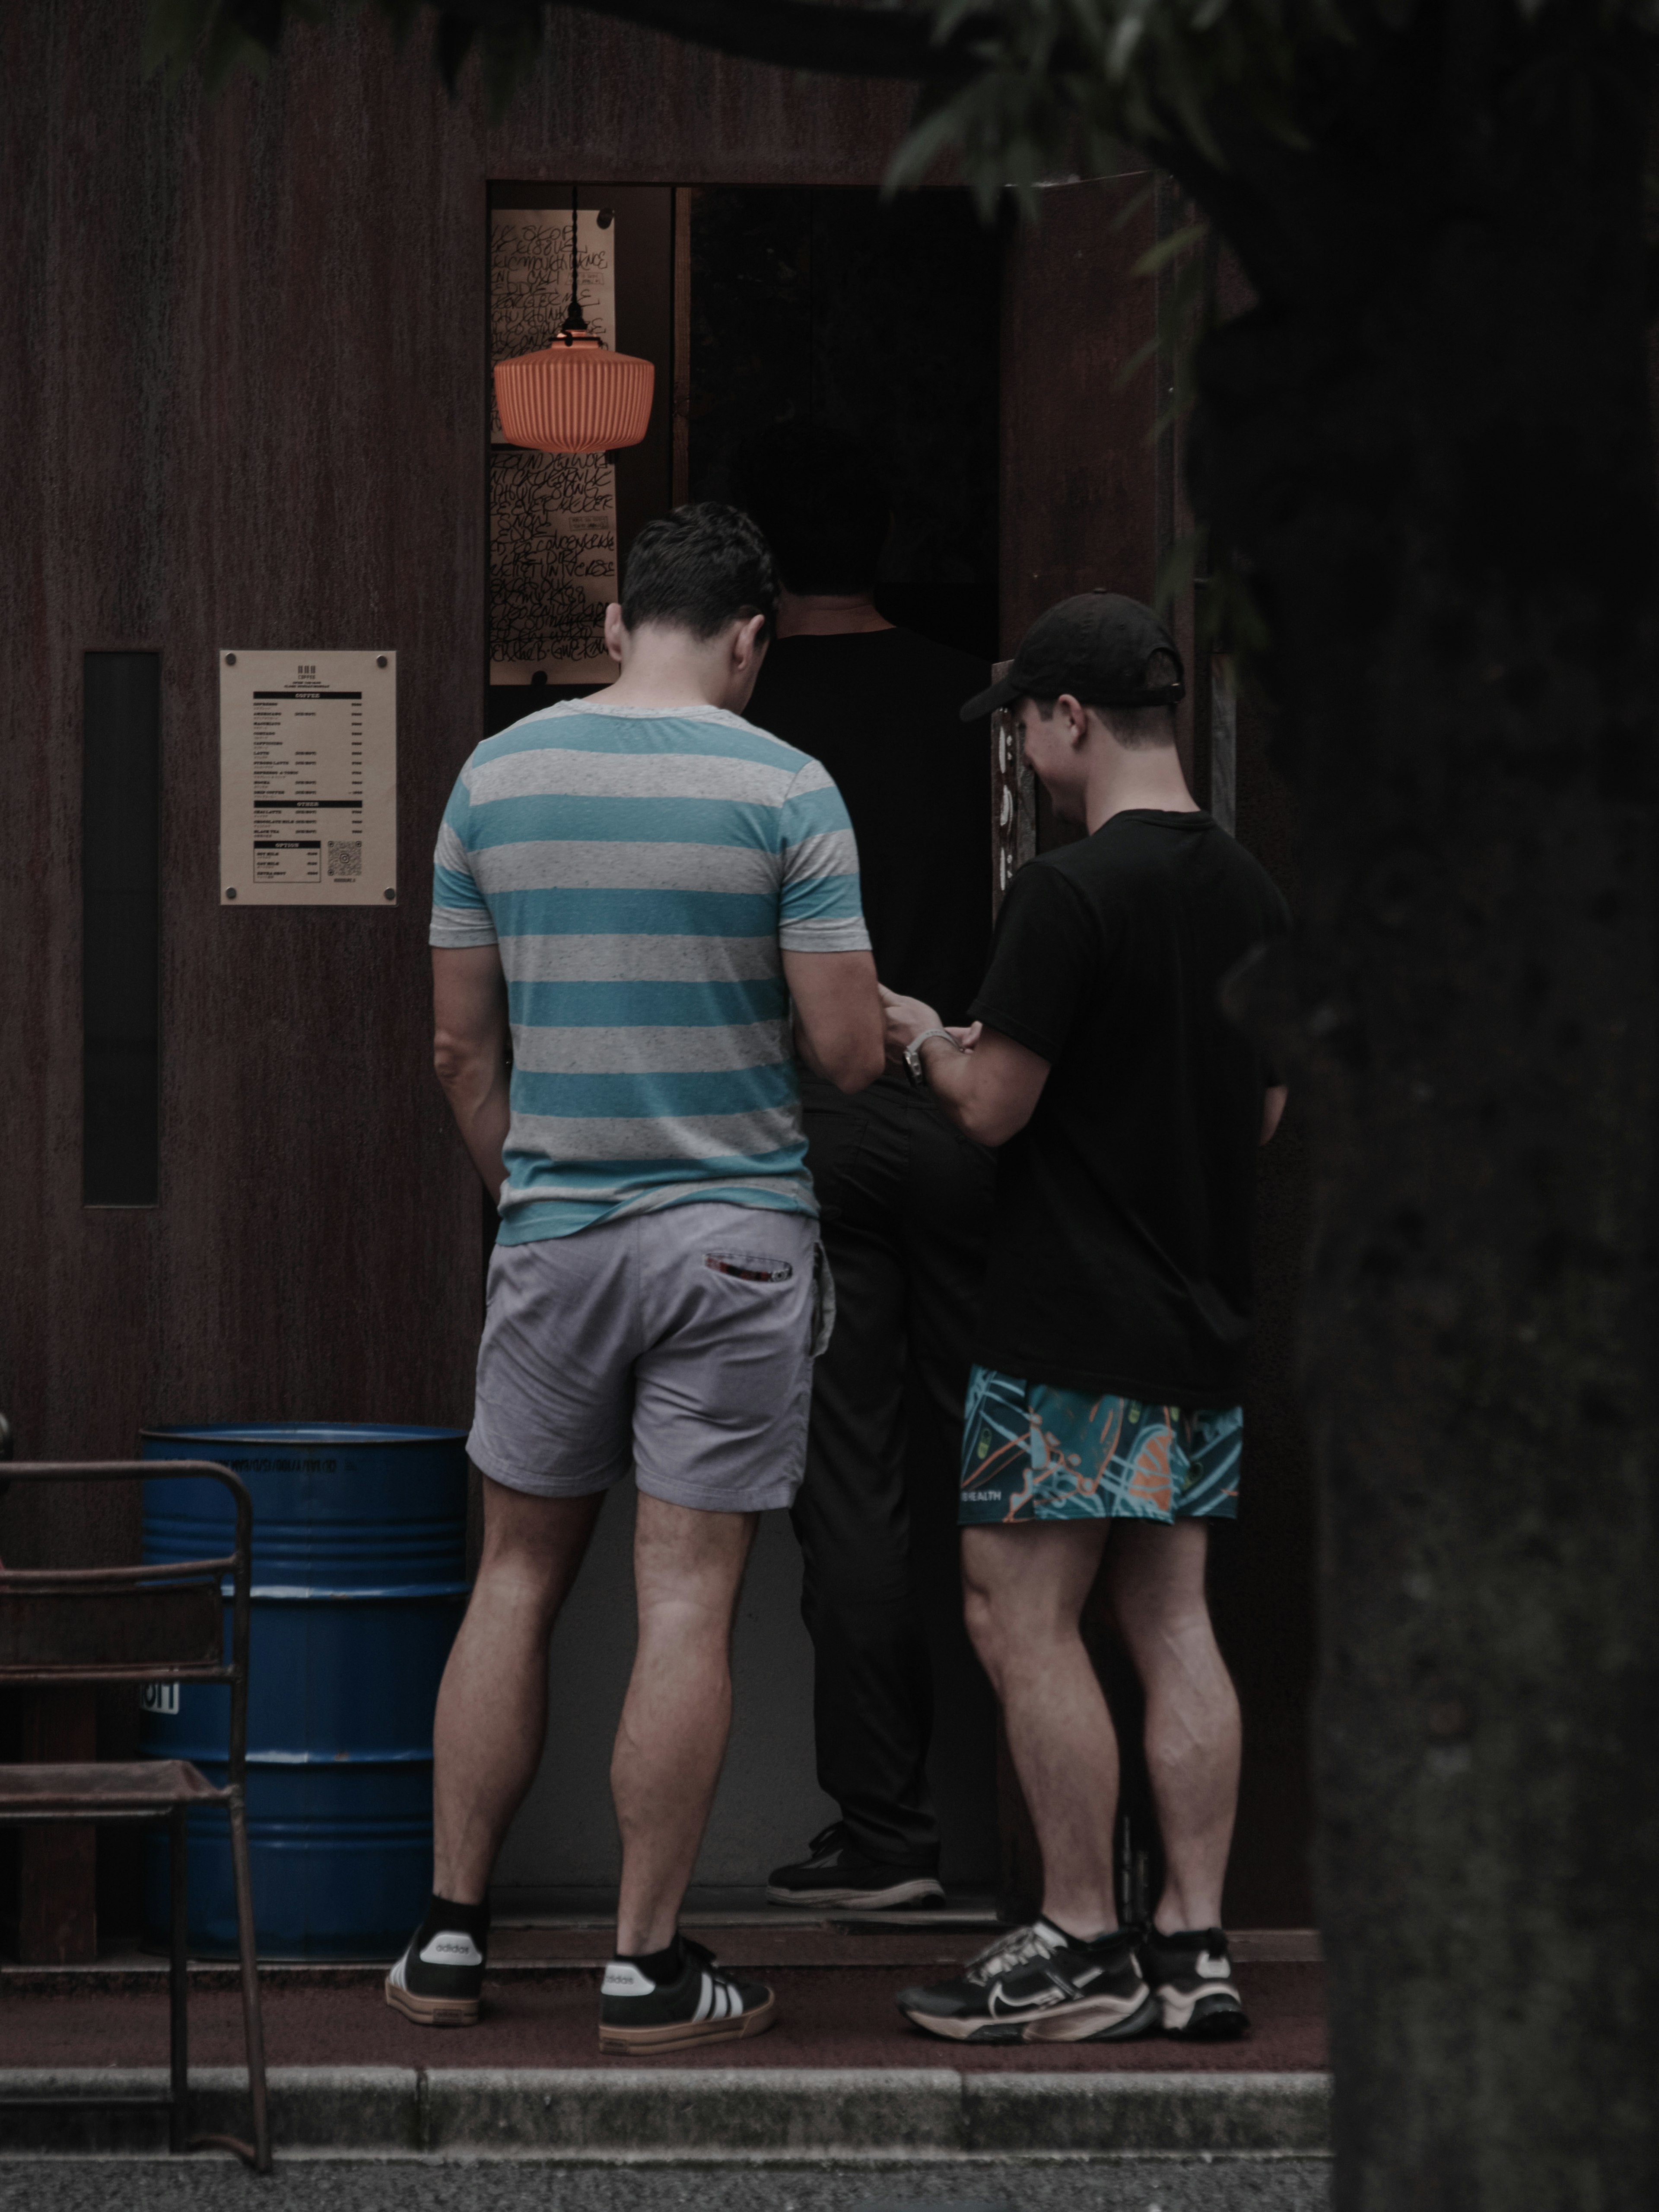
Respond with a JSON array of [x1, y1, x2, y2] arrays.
[[478, 183, 1004, 1893], [484, 185, 1000, 739], [683, 188, 999, 662]]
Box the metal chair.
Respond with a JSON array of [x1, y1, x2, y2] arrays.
[[0, 1461, 270, 2171]]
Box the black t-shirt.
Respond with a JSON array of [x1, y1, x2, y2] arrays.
[[969, 810, 1291, 1408], [745, 628, 991, 1024]]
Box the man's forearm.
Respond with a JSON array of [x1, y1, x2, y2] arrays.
[[880, 989, 1050, 1147], [438, 1053, 511, 1196], [914, 1033, 985, 1136], [792, 1016, 830, 1084]]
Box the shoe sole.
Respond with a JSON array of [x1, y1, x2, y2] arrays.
[[901, 1988, 1161, 2045], [766, 1878, 945, 1910], [1159, 1986, 1250, 2039], [599, 1991, 778, 2055], [385, 1976, 479, 2028]]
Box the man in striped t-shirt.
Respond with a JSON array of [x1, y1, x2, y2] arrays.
[[388, 507, 884, 2053]]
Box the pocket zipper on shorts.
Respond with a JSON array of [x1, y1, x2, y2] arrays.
[[703, 1252, 794, 1284]]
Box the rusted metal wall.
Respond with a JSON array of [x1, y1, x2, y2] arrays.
[[0, 8, 919, 1580]]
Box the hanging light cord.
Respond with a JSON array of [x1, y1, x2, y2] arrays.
[[559, 181, 591, 346]]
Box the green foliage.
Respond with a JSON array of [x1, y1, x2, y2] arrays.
[[886, 0, 1343, 213], [1155, 524, 1271, 657], [145, 0, 1653, 664], [148, 0, 1659, 153], [1127, 216, 1270, 662], [1119, 213, 1208, 433]]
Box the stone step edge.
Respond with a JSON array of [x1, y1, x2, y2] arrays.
[[0, 1930, 1322, 1994], [0, 2066, 1331, 2156]]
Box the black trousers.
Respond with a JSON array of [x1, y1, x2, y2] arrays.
[[793, 1071, 997, 1868]]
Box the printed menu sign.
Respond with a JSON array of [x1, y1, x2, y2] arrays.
[[219, 650, 397, 907]]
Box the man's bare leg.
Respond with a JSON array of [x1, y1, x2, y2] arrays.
[[1103, 1519, 1240, 1932], [960, 1520, 1117, 1936], [431, 1476, 604, 1904], [612, 1495, 757, 1955]]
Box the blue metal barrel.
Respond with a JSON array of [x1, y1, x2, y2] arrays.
[[139, 1424, 469, 1960]]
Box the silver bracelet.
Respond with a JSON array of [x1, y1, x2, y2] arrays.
[[903, 1027, 964, 1087]]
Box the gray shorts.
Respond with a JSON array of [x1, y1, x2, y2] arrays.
[[468, 1202, 821, 1514]]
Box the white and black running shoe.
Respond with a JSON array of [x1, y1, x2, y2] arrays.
[[767, 1822, 945, 1911], [385, 1922, 485, 2028], [896, 1918, 1159, 2044], [598, 1937, 777, 2054], [1141, 1923, 1250, 2040]]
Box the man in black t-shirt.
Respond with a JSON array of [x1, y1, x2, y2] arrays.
[[882, 594, 1290, 2048], [737, 426, 998, 1910]]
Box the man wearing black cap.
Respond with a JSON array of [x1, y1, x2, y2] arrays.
[[882, 592, 1290, 2047]]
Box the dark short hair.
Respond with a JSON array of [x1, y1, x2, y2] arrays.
[[621, 502, 779, 642], [1030, 649, 1181, 749], [731, 425, 887, 595]]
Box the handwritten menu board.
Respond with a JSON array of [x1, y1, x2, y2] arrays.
[[489, 207, 619, 685], [219, 651, 397, 908]]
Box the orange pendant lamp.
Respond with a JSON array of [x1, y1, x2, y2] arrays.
[[493, 188, 655, 456]]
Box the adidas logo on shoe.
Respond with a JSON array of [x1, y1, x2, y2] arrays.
[[601, 1962, 656, 1997], [385, 1904, 488, 2030], [421, 1932, 483, 1967]]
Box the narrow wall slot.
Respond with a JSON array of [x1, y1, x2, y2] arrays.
[[83, 651, 160, 1206]]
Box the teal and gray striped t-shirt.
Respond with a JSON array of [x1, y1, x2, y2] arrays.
[[429, 699, 870, 1243]]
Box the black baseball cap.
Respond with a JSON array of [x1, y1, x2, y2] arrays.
[[960, 591, 1185, 721]]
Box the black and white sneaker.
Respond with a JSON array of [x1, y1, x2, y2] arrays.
[[385, 1918, 485, 2028], [1141, 1923, 1250, 2040], [598, 1937, 777, 2054], [767, 1822, 945, 1911], [896, 1917, 1159, 2044]]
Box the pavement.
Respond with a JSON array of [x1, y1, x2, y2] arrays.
[[0, 2159, 1335, 2212]]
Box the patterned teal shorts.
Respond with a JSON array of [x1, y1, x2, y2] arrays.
[[959, 1364, 1241, 1525]]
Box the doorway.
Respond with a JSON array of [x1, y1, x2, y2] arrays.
[[483, 183, 1004, 1913]]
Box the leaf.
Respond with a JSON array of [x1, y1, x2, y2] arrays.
[[1115, 333, 1160, 389], [1110, 178, 1158, 229], [884, 96, 976, 195], [1132, 217, 1207, 276]]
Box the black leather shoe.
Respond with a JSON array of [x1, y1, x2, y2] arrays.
[[767, 1821, 945, 1910]]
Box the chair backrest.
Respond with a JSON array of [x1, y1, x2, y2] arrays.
[[0, 1569, 222, 1674], [0, 1462, 253, 1783]]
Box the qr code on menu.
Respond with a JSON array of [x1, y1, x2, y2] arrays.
[[327, 841, 362, 882]]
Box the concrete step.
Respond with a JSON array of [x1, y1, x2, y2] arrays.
[[0, 2064, 1330, 2159], [0, 1928, 1322, 1992]]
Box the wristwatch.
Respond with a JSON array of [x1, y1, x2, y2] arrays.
[[903, 1027, 964, 1089]]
